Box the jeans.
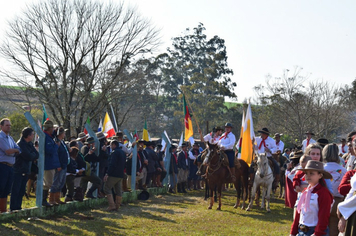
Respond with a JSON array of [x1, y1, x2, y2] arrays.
[[50, 168, 67, 193], [10, 172, 28, 210], [225, 150, 235, 168], [0, 163, 14, 198]]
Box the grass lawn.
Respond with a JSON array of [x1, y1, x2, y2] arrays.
[[0, 189, 293, 236]]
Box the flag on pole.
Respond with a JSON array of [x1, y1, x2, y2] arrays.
[[103, 112, 115, 138], [83, 117, 90, 134], [183, 95, 193, 141], [240, 104, 255, 165], [133, 129, 139, 141], [42, 104, 49, 126], [143, 119, 149, 141], [236, 109, 246, 159], [178, 132, 183, 147], [189, 136, 195, 146], [98, 118, 103, 132]]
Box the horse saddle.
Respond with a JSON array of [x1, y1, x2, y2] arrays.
[[268, 159, 275, 174]]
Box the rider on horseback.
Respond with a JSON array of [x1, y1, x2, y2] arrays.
[[196, 126, 223, 175], [217, 123, 237, 181]]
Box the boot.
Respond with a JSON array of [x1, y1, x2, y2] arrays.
[[168, 187, 176, 194], [177, 183, 182, 193], [49, 192, 58, 206], [182, 182, 187, 193], [122, 179, 130, 192], [0, 197, 7, 213], [85, 187, 97, 199], [230, 167, 236, 181], [106, 194, 117, 212], [115, 196, 122, 210], [55, 192, 65, 205], [42, 190, 52, 207], [187, 180, 192, 191], [65, 196, 73, 202], [73, 187, 84, 202], [193, 180, 198, 190]]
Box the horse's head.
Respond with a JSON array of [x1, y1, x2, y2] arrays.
[[207, 143, 220, 162], [256, 153, 269, 178]]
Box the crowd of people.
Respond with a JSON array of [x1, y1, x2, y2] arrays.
[[1, 116, 356, 235]]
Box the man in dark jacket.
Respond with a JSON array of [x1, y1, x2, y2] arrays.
[[10, 127, 38, 211], [80, 137, 102, 198], [142, 141, 159, 188], [103, 140, 126, 211], [42, 120, 61, 207], [177, 143, 189, 193], [168, 145, 178, 193]]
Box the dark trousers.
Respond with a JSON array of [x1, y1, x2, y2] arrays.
[[0, 163, 14, 198], [10, 172, 28, 210], [65, 175, 76, 198], [267, 156, 280, 174], [225, 150, 235, 168]]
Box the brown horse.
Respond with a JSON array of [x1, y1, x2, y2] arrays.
[[206, 143, 249, 210]]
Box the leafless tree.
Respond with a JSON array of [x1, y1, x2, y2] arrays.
[[0, 0, 160, 135], [254, 67, 350, 144]]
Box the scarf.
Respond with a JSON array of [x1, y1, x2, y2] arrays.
[[297, 183, 318, 213], [259, 137, 267, 150], [342, 145, 345, 153], [307, 138, 310, 146], [173, 153, 178, 164], [219, 132, 230, 140]]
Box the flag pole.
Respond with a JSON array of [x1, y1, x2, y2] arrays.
[[110, 103, 118, 132], [181, 87, 203, 140]]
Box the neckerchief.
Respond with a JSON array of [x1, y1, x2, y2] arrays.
[[297, 183, 318, 213], [219, 132, 230, 140], [307, 139, 310, 146], [259, 137, 267, 150]]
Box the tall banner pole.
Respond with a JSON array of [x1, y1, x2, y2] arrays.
[[123, 129, 137, 190], [24, 112, 45, 210], [110, 104, 118, 132], [162, 132, 171, 185]]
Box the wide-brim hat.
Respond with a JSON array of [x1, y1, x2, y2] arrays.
[[258, 128, 270, 135], [290, 150, 304, 160], [77, 132, 87, 141], [317, 138, 329, 148], [137, 139, 145, 143], [96, 132, 106, 140], [111, 136, 119, 141], [274, 133, 283, 138], [224, 123, 233, 128], [181, 142, 188, 147], [299, 160, 332, 179], [340, 138, 346, 142], [85, 137, 95, 144], [43, 120, 54, 129], [305, 131, 315, 135], [137, 190, 150, 200]]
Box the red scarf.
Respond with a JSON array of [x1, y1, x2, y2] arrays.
[[219, 132, 230, 140], [173, 153, 178, 164], [259, 137, 267, 150], [184, 151, 188, 159], [307, 139, 310, 146], [276, 141, 280, 146], [342, 145, 345, 153]]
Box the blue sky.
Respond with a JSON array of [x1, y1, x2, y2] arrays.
[[1, 0, 355, 102]]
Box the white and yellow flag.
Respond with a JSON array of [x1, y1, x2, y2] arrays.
[[240, 104, 255, 165]]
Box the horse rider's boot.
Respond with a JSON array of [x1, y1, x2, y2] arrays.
[[115, 196, 122, 210], [230, 167, 236, 181], [273, 174, 280, 190], [106, 194, 117, 212], [201, 166, 209, 178], [177, 183, 182, 193], [182, 182, 188, 193], [0, 197, 7, 213]]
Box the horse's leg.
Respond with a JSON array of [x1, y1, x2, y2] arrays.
[[214, 187, 217, 202], [266, 180, 273, 212], [261, 186, 266, 209], [255, 187, 260, 207], [204, 180, 209, 200], [246, 181, 256, 211], [217, 184, 222, 211], [208, 184, 214, 209], [242, 168, 249, 210], [233, 181, 240, 209]]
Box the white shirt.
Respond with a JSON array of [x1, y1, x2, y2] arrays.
[[188, 150, 197, 160], [324, 162, 347, 198], [255, 136, 276, 157], [217, 132, 236, 150], [346, 155, 356, 171], [275, 140, 284, 153], [203, 133, 221, 144], [338, 174, 356, 220], [302, 138, 316, 152], [338, 144, 349, 156]]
